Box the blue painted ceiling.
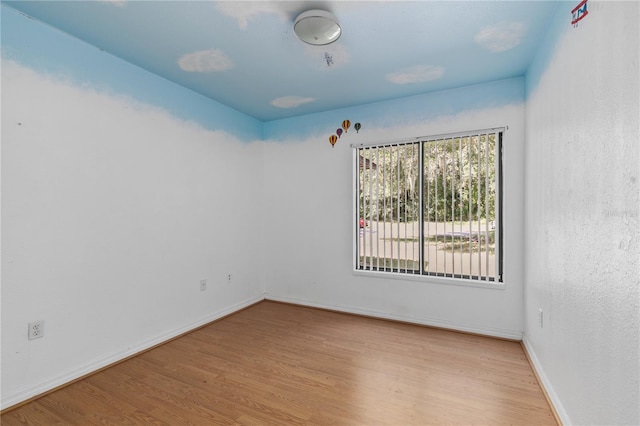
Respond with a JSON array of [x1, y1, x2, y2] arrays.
[[4, 1, 558, 122]]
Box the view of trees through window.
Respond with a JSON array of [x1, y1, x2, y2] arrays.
[[356, 130, 502, 282]]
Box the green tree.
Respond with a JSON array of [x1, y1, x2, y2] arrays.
[[359, 134, 496, 224]]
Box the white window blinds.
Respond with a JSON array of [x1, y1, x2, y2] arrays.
[[355, 128, 503, 282]]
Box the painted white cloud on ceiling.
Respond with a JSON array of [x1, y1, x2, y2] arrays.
[[4, 0, 557, 121], [178, 49, 234, 72], [386, 65, 446, 84], [216, 1, 299, 30], [474, 22, 527, 53], [271, 96, 315, 109], [98, 0, 126, 7]]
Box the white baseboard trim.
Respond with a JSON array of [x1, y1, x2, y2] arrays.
[[265, 294, 523, 340], [521, 337, 571, 425], [2, 294, 526, 410], [1, 294, 264, 411]]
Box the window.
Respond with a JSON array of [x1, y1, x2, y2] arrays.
[[355, 128, 503, 282]]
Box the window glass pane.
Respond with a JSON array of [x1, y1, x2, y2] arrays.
[[356, 130, 501, 282], [358, 144, 420, 273], [422, 134, 497, 280]]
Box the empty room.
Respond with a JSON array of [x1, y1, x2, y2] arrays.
[[1, 1, 638, 424]]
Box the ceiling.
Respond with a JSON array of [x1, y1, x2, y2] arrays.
[[4, 1, 559, 122]]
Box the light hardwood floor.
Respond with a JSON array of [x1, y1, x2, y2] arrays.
[[1, 301, 557, 425]]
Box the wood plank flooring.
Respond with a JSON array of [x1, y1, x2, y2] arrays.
[[1, 301, 557, 425]]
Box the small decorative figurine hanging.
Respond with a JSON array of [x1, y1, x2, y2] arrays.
[[327, 119, 362, 148], [324, 52, 334, 67]]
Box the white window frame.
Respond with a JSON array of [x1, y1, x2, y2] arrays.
[[352, 128, 504, 287]]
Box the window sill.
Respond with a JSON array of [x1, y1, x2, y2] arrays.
[[352, 269, 506, 290]]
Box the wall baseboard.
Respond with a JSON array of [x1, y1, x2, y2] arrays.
[[0, 294, 265, 411], [521, 337, 570, 425], [2, 294, 540, 413], [265, 294, 524, 340]]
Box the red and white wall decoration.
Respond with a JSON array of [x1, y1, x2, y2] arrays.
[[571, 0, 589, 27]]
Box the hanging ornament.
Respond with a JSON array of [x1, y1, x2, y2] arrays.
[[342, 119, 351, 133], [329, 134, 338, 148], [336, 128, 343, 138], [354, 122, 361, 133]]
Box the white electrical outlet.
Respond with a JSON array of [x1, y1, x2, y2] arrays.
[[28, 320, 45, 340], [538, 308, 544, 328], [228, 274, 232, 283], [200, 279, 207, 291]]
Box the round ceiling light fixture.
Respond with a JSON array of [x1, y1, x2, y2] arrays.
[[294, 9, 341, 45]]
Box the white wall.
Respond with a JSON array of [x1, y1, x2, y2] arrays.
[[524, 1, 639, 424], [4, 1, 638, 421], [1, 60, 264, 407], [262, 78, 526, 339]]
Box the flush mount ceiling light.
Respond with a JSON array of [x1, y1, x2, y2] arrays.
[[294, 9, 341, 45]]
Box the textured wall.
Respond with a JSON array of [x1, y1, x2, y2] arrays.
[[1, 11, 264, 408], [524, 1, 639, 424], [262, 78, 526, 339], [4, 0, 639, 420]]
